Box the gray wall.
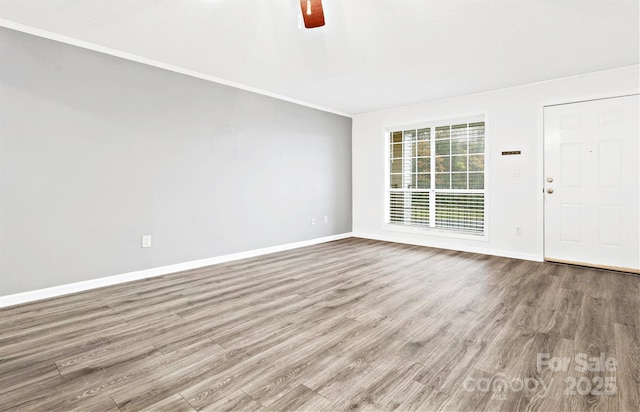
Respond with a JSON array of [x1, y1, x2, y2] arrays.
[[0, 28, 352, 296]]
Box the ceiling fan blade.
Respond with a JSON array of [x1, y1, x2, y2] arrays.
[[300, 0, 325, 29]]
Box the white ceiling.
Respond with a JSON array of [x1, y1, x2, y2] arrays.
[[0, 0, 638, 116]]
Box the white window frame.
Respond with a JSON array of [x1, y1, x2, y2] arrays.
[[383, 114, 489, 241]]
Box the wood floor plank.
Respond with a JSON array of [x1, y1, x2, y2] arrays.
[[180, 314, 361, 409], [112, 344, 242, 411], [0, 305, 122, 349], [0, 318, 133, 377], [7, 341, 215, 411], [267, 384, 332, 411], [0, 359, 59, 396], [473, 304, 537, 379], [614, 324, 640, 412], [414, 299, 509, 395], [198, 389, 263, 412], [395, 315, 457, 364], [32, 340, 218, 411], [561, 350, 620, 412], [528, 334, 575, 412], [483, 332, 573, 412], [608, 272, 640, 302], [305, 312, 429, 401], [326, 355, 423, 411], [55, 341, 161, 376], [558, 266, 614, 300], [0, 238, 637, 412], [137, 393, 197, 412], [613, 297, 640, 329], [385, 381, 449, 412], [237, 315, 399, 407], [574, 295, 616, 356], [71, 396, 122, 412], [531, 286, 584, 339], [438, 368, 496, 412]]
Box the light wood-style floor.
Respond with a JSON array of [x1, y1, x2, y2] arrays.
[[0, 238, 638, 412]]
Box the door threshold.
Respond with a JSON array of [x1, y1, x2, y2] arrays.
[[545, 258, 640, 275]]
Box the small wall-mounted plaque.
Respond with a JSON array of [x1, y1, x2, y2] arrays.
[[502, 150, 522, 156]]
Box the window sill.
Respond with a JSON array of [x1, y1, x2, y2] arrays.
[[382, 222, 489, 242]]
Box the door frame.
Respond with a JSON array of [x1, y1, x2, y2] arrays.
[[538, 90, 640, 268]]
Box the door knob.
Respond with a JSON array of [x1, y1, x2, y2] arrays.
[[547, 188, 554, 194]]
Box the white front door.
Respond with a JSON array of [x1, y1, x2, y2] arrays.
[[544, 95, 639, 272]]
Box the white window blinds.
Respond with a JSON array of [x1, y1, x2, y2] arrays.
[[387, 120, 485, 235]]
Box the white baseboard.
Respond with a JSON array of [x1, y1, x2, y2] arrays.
[[352, 232, 543, 262], [0, 233, 353, 308]]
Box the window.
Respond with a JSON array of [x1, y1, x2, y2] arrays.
[[387, 119, 485, 235]]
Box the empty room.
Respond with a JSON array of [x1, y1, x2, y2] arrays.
[[0, 1, 638, 411]]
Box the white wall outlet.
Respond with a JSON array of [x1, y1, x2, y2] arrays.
[[141, 235, 152, 248], [324, 216, 329, 224], [515, 227, 522, 236], [311, 217, 316, 225]]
